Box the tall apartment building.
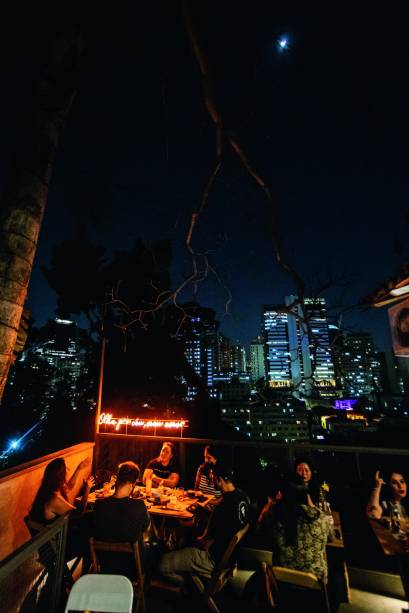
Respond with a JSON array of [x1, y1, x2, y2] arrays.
[[339, 332, 380, 397], [177, 303, 219, 398], [22, 318, 91, 411], [249, 336, 266, 383], [218, 334, 246, 376], [263, 297, 336, 398]]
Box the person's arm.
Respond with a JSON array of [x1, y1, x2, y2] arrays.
[[142, 468, 153, 485], [366, 470, 385, 519], [152, 472, 180, 488], [49, 493, 76, 517], [75, 476, 95, 516], [66, 457, 91, 501], [257, 497, 274, 527]]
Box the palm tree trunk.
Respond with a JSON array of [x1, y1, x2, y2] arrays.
[[0, 30, 82, 402]]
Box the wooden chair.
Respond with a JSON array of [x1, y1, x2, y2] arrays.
[[89, 536, 146, 613], [270, 565, 331, 613], [24, 515, 81, 589], [191, 522, 250, 613]]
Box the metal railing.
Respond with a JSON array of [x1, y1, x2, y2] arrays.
[[0, 515, 68, 613]]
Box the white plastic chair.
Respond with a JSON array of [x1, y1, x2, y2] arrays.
[[65, 574, 133, 613]]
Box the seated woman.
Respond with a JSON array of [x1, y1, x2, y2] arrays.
[[272, 476, 330, 583], [143, 441, 180, 488], [366, 469, 407, 519], [194, 445, 222, 499], [30, 457, 94, 559], [295, 457, 323, 507]]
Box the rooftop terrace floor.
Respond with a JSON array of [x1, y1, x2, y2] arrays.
[[140, 587, 408, 613]]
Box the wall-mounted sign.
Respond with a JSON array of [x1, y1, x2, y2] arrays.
[[99, 412, 188, 436]]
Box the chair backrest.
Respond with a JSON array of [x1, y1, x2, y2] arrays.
[[89, 537, 145, 613], [209, 523, 250, 593], [271, 565, 330, 613], [64, 574, 133, 613], [217, 522, 250, 572], [271, 566, 321, 590], [89, 537, 144, 582]]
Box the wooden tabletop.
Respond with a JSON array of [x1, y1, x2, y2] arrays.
[[84, 488, 216, 521], [369, 518, 408, 556]]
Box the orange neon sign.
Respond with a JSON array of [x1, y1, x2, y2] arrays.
[[99, 412, 188, 434]]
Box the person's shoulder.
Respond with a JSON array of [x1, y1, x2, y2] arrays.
[[235, 488, 250, 503], [300, 504, 321, 522], [147, 458, 158, 468]]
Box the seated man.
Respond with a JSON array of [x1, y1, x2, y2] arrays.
[[143, 441, 180, 489], [91, 461, 150, 578], [159, 459, 249, 585]]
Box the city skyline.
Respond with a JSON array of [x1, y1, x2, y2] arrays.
[[1, 2, 407, 356]]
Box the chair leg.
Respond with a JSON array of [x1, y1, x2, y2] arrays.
[[207, 595, 221, 613]]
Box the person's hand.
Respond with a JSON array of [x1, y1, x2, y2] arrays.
[[374, 470, 385, 489], [78, 457, 91, 471], [85, 476, 95, 489]]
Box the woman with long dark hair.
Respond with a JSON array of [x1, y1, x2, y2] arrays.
[[366, 469, 407, 519], [194, 445, 222, 498], [294, 457, 322, 506], [30, 457, 93, 523], [273, 476, 330, 583]]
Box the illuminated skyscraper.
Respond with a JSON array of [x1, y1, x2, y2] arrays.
[[263, 297, 336, 397], [177, 303, 219, 398], [263, 306, 292, 389], [339, 332, 380, 397], [249, 336, 266, 383]]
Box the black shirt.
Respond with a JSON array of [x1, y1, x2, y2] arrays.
[[91, 496, 149, 579], [92, 496, 149, 542], [209, 489, 249, 563], [146, 458, 179, 481]]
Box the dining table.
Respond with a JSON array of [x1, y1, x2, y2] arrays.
[[82, 486, 217, 543]]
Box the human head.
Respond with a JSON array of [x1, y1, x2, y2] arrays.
[[116, 461, 140, 490], [30, 458, 67, 520], [204, 445, 218, 465], [295, 459, 314, 484], [281, 475, 309, 507], [212, 458, 236, 492], [159, 441, 175, 466], [385, 470, 407, 501], [43, 458, 67, 492]]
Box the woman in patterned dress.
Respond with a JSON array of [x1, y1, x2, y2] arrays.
[[272, 475, 330, 582]]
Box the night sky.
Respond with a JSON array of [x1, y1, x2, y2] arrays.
[[1, 1, 409, 350]]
